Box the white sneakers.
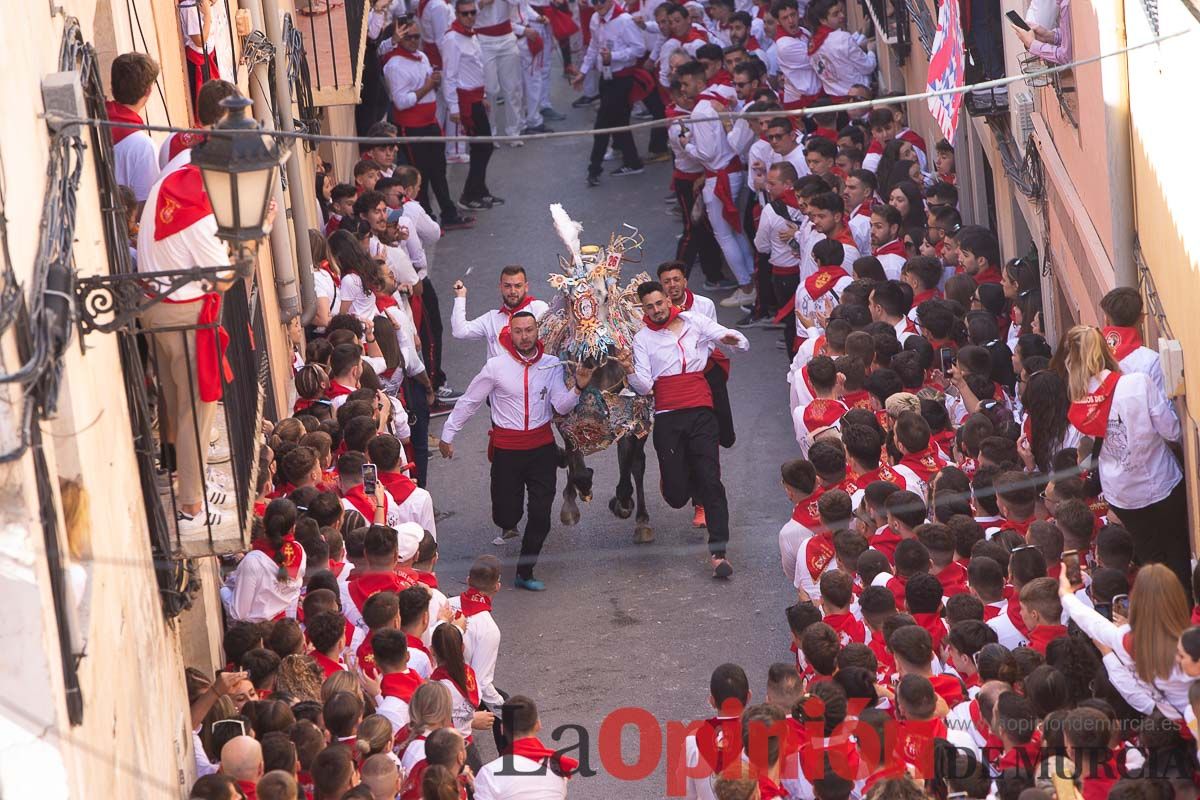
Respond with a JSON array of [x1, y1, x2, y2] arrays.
[[720, 287, 757, 308]]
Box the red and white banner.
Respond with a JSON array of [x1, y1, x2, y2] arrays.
[[925, 0, 965, 143]]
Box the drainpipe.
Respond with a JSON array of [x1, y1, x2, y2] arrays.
[[1096, 0, 1136, 288]]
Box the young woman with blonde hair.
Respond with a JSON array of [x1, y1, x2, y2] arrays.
[[399, 682, 455, 797], [1058, 325, 1188, 597]]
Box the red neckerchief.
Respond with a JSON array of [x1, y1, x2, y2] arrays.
[[963, 672, 981, 689], [509, 737, 580, 777], [969, 699, 1004, 754], [928, 673, 965, 707], [500, 295, 535, 317], [935, 560, 969, 597], [804, 532, 836, 580], [710, 69, 734, 86], [347, 571, 407, 612], [1068, 371, 1120, 437], [154, 165, 213, 240], [864, 762, 906, 793], [449, 20, 475, 35], [886, 574, 908, 610], [913, 287, 941, 305], [695, 716, 744, 773], [325, 380, 354, 398], [998, 515, 1035, 538], [745, 34, 761, 50], [898, 445, 947, 482], [912, 612, 948, 652], [309, 649, 346, 678], [677, 289, 696, 311], [1006, 592, 1032, 638], [840, 388, 872, 410], [773, 22, 806, 42], [756, 773, 786, 799], [357, 630, 379, 679], [1027, 624, 1068, 655], [389, 44, 424, 62], [931, 428, 956, 459], [802, 398, 847, 433], [697, 91, 732, 108], [852, 199, 873, 218], [381, 669, 424, 702], [379, 470, 418, 505], [459, 588, 493, 616], [791, 489, 823, 528], [823, 611, 866, 644], [807, 23, 835, 54], [997, 730, 1042, 772], [777, 188, 802, 209], [497, 326, 545, 366], [895, 717, 947, 770], [105, 100, 144, 146], [416, 570, 439, 589], [343, 483, 387, 522], [406, 633, 431, 657], [868, 633, 895, 684], [252, 532, 304, 579], [974, 265, 1003, 284], [1103, 325, 1142, 361], [870, 525, 901, 564], [804, 264, 848, 299], [431, 664, 481, 706], [829, 224, 856, 247], [672, 25, 710, 45], [873, 238, 907, 259], [167, 131, 206, 162], [317, 259, 340, 287], [643, 306, 681, 332], [237, 779, 260, 800], [1191, 605, 1200, 626]]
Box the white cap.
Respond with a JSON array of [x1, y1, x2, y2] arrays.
[[395, 522, 424, 561]]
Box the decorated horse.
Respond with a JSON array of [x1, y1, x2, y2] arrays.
[[537, 204, 656, 543]]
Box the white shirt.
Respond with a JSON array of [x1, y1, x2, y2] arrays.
[[401, 199, 443, 250], [1078, 370, 1181, 509], [875, 245, 906, 280], [442, 28, 486, 115], [474, 754, 569, 800], [754, 201, 805, 268], [338, 272, 380, 322], [768, 140, 812, 179], [681, 292, 718, 321], [441, 349, 581, 442], [136, 163, 229, 301], [450, 296, 550, 358], [393, 485, 438, 538], [222, 550, 306, 623], [383, 48, 437, 114], [449, 597, 504, 706], [312, 267, 340, 329], [794, 272, 853, 334], [793, 536, 837, 599], [420, 0, 453, 48], [628, 311, 749, 404], [683, 97, 739, 172], [581, 6, 647, 75], [984, 600, 1028, 650], [747, 139, 776, 193], [779, 515, 814, 584], [668, 107, 706, 174], [438, 674, 479, 739], [1119, 346, 1169, 401], [376, 692, 413, 735], [810, 29, 876, 97], [340, 484, 405, 528], [774, 29, 821, 103]]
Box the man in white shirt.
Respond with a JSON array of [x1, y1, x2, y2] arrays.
[[449, 556, 504, 711], [571, 0, 651, 186], [628, 281, 749, 578], [372, 629, 424, 735], [439, 313, 594, 590], [443, 1, 502, 209], [473, 0, 526, 137], [656, 3, 710, 89], [869, 280, 918, 344], [1099, 287, 1170, 400], [666, 86, 728, 289], [676, 61, 757, 307], [475, 696, 573, 799], [869, 203, 907, 279], [178, 0, 222, 108], [107, 53, 162, 207], [771, 0, 822, 108], [842, 168, 876, 254], [514, 0, 554, 133], [450, 265, 549, 358]]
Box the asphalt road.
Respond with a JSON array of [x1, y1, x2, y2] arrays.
[[423, 74, 800, 798]]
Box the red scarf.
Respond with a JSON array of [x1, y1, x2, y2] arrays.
[[1103, 325, 1142, 361], [840, 388, 872, 410], [757, 774, 786, 799], [406, 632, 431, 657], [643, 306, 681, 331], [252, 532, 304, 579], [695, 716, 743, 774], [500, 295, 536, 317], [886, 574, 908, 610], [449, 20, 475, 35], [431, 664, 481, 706], [1027, 624, 1068, 655], [807, 23, 835, 54], [851, 199, 873, 218], [416, 570, 439, 589], [343, 483, 387, 522], [379, 471, 418, 505], [745, 34, 762, 50], [1006, 592, 1032, 638], [348, 571, 408, 612], [237, 780, 260, 800], [868, 633, 895, 684], [309, 648, 346, 679], [913, 612, 948, 652], [894, 717, 947, 770], [997, 515, 1035, 538], [931, 428, 956, 459], [913, 287, 941, 306], [974, 265, 1003, 285], [935, 560, 969, 597], [777, 188, 802, 209], [804, 532, 836, 580], [791, 491, 823, 529], [154, 164, 213, 240], [677, 289, 697, 311], [929, 673, 965, 707], [673, 26, 710, 45], [804, 264, 848, 300], [326, 380, 354, 399], [381, 669, 424, 702], [873, 239, 907, 259], [856, 464, 906, 491], [459, 588, 493, 617], [356, 630, 379, 679], [1068, 371, 1120, 437], [898, 446, 947, 483], [509, 737, 580, 777], [166, 131, 206, 162], [802, 398, 847, 433], [869, 525, 902, 564], [996, 730, 1042, 772], [823, 612, 866, 644], [195, 295, 232, 403], [497, 326, 545, 366], [105, 100, 144, 146]]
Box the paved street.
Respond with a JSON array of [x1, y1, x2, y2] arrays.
[[425, 77, 799, 797]]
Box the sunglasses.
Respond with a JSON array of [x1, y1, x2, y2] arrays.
[[766, 132, 789, 141], [458, 9, 477, 15]]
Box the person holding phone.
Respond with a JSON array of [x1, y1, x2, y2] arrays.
[[1009, 0, 1072, 65]]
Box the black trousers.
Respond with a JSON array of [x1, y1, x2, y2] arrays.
[[491, 442, 558, 578], [642, 85, 669, 155], [398, 122, 465, 223], [418, 278, 445, 389], [675, 178, 725, 284], [404, 375, 430, 487], [462, 101, 494, 202], [1109, 479, 1193, 605], [771, 272, 800, 358], [651, 407, 730, 556], [705, 365, 735, 448], [589, 75, 641, 178]]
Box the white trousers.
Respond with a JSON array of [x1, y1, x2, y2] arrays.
[[702, 171, 755, 286], [519, 21, 553, 126], [479, 33, 525, 137]]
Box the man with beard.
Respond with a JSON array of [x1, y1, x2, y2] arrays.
[[450, 265, 549, 359]]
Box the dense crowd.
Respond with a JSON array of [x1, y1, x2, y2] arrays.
[[98, 0, 1200, 798]]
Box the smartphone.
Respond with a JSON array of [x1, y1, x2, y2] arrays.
[[362, 463, 379, 495], [1006, 10, 1031, 29], [1113, 594, 1130, 619], [939, 346, 956, 373], [1094, 602, 1113, 621], [1062, 549, 1083, 589]]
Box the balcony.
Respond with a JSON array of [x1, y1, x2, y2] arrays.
[[295, 0, 371, 105]]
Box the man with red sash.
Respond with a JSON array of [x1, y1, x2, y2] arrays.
[[138, 96, 260, 531], [374, 629, 425, 735], [450, 265, 549, 358], [443, 1, 501, 210], [476, 695, 576, 797], [628, 282, 749, 578], [570, 0, 652, 187], [891, 411, 948, 498], [676, 61, 757, 303], [108, 53, 161, 207], [177, 0, 221, 111], [440, 312, 592, 590], [383, 20, 476, 230], [471, 0, 525, 138], [771, 0, 822, 109]]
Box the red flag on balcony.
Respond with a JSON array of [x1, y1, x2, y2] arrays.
[[926, 0, 965, 143]]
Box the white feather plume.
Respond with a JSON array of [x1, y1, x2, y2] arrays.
[[550, 203, 584, 267]]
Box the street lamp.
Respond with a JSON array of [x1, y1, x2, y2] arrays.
[[190, 94, 282, 250]]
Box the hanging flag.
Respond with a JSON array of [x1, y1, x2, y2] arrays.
[[926, 0, 965, 142]]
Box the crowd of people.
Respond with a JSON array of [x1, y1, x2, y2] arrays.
[[98, 0, 1200, 797]]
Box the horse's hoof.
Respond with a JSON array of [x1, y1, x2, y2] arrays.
[[608, 496, 634, 520], [579, 491, 592, 503], [634, 525, 655, 544], [560, 501, 581, 527]]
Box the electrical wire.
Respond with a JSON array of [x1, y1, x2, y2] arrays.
[[43, 26, 1194, 146], [125, 0, 173, 128]]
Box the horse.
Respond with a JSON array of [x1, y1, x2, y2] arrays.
[[538, 205, 656, 543]]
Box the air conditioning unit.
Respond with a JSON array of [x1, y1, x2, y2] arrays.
[[1014, 91, 1035, 145]]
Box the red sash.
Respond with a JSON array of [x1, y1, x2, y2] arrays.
[[653, 372, 713, 411], [704, 156, 745, 233], [380, 471, 418, 506], [459, 588, 493, 617], [183, 47, 221, 110], [802, 398, 846, 433], [898, 446, 947, 483], [431, 665, 481, 707], [381, 669, 424, 702], [475, 20, 514, 35], [393, 98, 439, 128], [193, 292, 233, 402], [490, 423, 554, 451], [509, 737, 580, 777], [105, 100, 144, 146], [538, 2, 580, 40], [1068, 371, 1120, 437], [252, 532, 304, 579], [804, 533, 836, 580]]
